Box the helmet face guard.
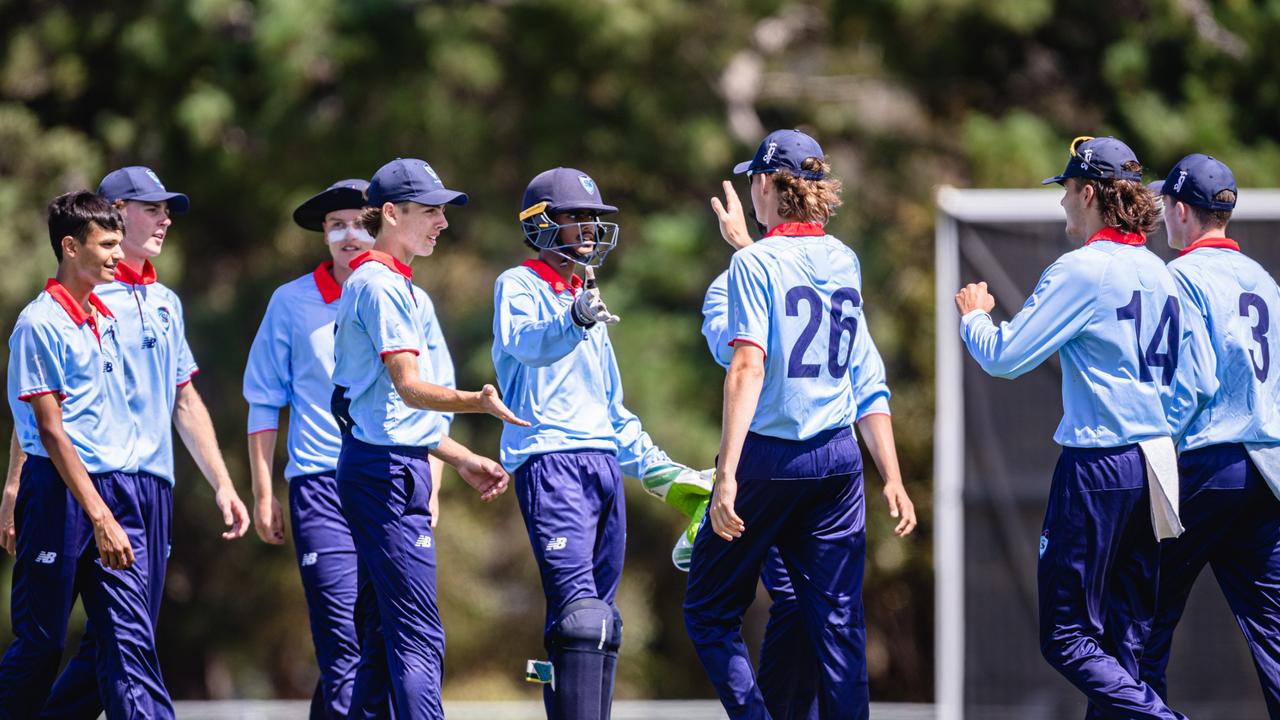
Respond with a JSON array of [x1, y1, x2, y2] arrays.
[[520, 202, 619, 268]]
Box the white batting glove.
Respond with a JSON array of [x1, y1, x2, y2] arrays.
[[571, 267, 620, 327]]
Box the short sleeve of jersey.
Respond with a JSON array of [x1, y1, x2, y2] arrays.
[[358, 274, 420, 357], [171, 292, 199, 385], [727, 251, 771, 354], [243, 288, 293, 432], [701, 271, 733, 369], [9, 316, 66, 401]]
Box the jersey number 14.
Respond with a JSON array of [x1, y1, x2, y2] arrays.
[[1115, 291, 1180, 385]]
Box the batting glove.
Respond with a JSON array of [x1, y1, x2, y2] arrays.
[[571, 287, 620, 327]]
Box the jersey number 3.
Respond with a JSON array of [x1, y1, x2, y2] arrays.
[[785, 286, 861, 379], [1115, 290, 1180, 386], [1240, 292, 1271, 382]]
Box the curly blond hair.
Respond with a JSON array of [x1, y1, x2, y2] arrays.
[[771, 157, 842, 224]]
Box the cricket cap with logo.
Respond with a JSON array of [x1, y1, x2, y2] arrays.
[[1151, 153, 1237, 211], [98, 166, 190, 213], [366, 158, 468, 208], [520, 168, 617, 217], [733, 129, 826, 180], [1042, 136, 1144, 186], [293, 178, 370, 231]]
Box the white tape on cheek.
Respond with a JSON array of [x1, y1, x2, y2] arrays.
[[327, 228, 374, 245]]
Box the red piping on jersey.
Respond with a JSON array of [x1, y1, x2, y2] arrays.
[[379, 348, 420, 359], [1085, 227, 1146, 246], [729, 337, 767, 359], [114, 259, 157, 285], [18, 389, 67, 402], [177, 368, 200, 388], [350, 250, 413, 279], [522, 259, 583, 296], [765, 222, 825, 238], [43, 278, 115, 342], [1179, 237, 1240, 257], [313, 260, 342, 303], [247, 427, 276, 436]]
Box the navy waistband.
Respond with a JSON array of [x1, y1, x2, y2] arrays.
[[738, 425, 860, 481]]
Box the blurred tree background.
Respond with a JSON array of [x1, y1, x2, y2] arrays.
[[2, 0, 1278, 704]]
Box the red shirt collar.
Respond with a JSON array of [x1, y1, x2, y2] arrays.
[[349, 250, 413, 280], [522, 259, 583, 295], [313, 260, 342, 304], [1179, 236, 1241, 257], [1085, 227, 1147, 246], [113, 259, 157, 285], [44, 278, 115, 329], [765, 222, 826, 238]]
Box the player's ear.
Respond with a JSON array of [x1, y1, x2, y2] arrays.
[[61, 234, 78, 260], [381, 201, 398, 227]]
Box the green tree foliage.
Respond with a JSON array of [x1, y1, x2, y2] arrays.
[[1, 0, 1275, 703]]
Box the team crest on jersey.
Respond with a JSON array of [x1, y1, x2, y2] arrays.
[[1039, 531, 1049, 559], [578, 175, 596, 196], [157, 306, 172, 331]]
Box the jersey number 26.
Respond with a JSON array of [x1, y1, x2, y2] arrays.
[[785, 286, 861, 379]]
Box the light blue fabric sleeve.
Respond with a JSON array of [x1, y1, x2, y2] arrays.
[[493, 273, 586, 368], [850, 323, 891, 419], [602, 331, 670, 478], [9, 317, 65, 399], [1166, 268, 1221, 440], [701, 271, 733, 369], [726, 251, 771, 353], [359, 276, 421, 357], [243, 288, 292, 433], [960, 257, 1096, 379]]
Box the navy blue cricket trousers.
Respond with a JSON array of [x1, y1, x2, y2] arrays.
[[515, 451, 626, 714], [337, 438, 443, 720], [684, 426, 867, 720], [1139, 443, 1280, 718], [1038, 445, 1184, 720], [290, 472, 360, 720], [758, 548, 818, 720], [0, 456, 173, 720]]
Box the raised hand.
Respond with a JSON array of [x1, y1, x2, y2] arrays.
[[710, 180, 753, 250]]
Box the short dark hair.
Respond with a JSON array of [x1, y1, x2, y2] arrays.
[[47, 191, 124, 262], [1189, 189, 1236, 230]]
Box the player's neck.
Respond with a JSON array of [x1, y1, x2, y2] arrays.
[[119, 254, 148, 274], [332, 261, 353, 285], [373, 236, 415, 268], [540, 251, 575, 284], [1190, 227, 1229, 244], [53, 265, 96, 311]]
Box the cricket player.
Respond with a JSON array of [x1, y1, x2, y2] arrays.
[[683, 129, 915, 720], [955, 136, 1215, 720], [244, 177, 456, 718], [1137, 154, 1280, 716], [0, 191, 171, 717], [30, 166, 251, 719], [332, 157, 519, 720], [494, 167, 711, 720]]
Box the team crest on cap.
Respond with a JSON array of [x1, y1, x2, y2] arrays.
[[578, 175, 596, 196], [145, 169, 165, 189], [763, 142, 778, 164], [1173, 170, 1188, 193], [422, 164, 440, 183]]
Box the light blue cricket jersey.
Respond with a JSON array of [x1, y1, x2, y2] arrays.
[[332, 251, 450, 448], [1169, 240, 1280, 450], [8, 279, 139, 474], [704, 267, 890, 421], [95, 260, 198, 485], [492, 259, 669, 475], [726, 226, 878, 441], [961, 230, 1216, 447], [245, 261, 456, 477]]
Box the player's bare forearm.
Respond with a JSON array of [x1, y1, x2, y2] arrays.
[[428, 436, 471, 467], [174, 383, 236, 493], [247, 429, 278, 505], [711, 344, 765, 541], [385, 352, 528, 425], [5, 430, 25, 495], [2, 431, 26, 554], [856, 412, 918, 536], [429, 436, 509, 502], [429, 455, 443, 528]]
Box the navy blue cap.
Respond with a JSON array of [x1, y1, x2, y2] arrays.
[[520, 168, 617, 217], [1158, 154, 1237, 212], [367, 159, 468, 208], [98, 166, 190, 213], [733, 129, 825, 180], [293, 179, 369, 231], [1042, 136, 1144, 186]]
